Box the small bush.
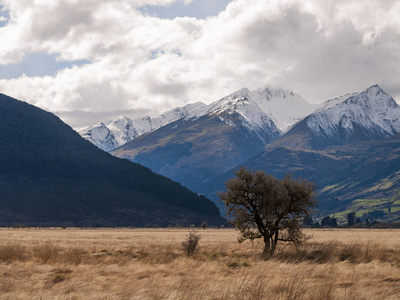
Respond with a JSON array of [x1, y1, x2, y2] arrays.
[[52, 274, 65, 284], [227, 260, 240, 268], [51, 268, 71, 284], [182, 229, 201, 256]]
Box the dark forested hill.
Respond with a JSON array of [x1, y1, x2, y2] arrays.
[[0, 93, 224, 227]]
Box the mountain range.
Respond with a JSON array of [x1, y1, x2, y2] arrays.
[[80, 84, 400, 221], [78, 87, 315, 151], [0, 93, 224, 227], [78, 102, 207, 151]]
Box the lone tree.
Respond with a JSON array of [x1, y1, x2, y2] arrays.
[[218, 167, 316, 256]]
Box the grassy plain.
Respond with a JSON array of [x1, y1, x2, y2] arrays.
[[0, 228, 400, 299]]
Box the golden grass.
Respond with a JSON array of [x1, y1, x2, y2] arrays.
[[0, 228, 399, 299]]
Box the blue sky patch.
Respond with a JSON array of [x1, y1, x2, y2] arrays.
[[0, 5, 10, 27], [139, 0, 233, 19], [0, 53, 89, 79]]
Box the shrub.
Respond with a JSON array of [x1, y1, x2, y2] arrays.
[[182, 229, 201, 256], [200, 221, 208, 229], [52, 274, 65, 284]]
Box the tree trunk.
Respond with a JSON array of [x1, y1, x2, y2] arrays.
[[268, 230, 279, 256], [269, 240, 277, 255], [268, 231, 279, 255], [262, 236, 271, 255]]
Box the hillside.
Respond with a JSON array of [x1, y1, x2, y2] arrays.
[[0, 93, 224, 227], [199, 133, 400, 221], [111, 88, 285, 189], [198, 136, 400, 221], [113, 114, 278, 189], [266, 85, 400, 150], [196, 85, 400, 220], [80, 86, 314, 152], [78, 102, 207, 151]]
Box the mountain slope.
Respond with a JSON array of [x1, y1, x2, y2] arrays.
[[78, 102, 207, 151], [198, 85, 400, 220], [112, 88, 284, 189], [266, 85, 400, 150], [113, 115, 280, 190], [246, 137, 400, 215], [189, 87, 316, 133], [79, 87, 313, 151], [0, 93, 224, 227], [198, 134, 400, 220], [247, 87, 317, 132]]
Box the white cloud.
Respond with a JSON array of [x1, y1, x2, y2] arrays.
[[0, 0, 399, 127]]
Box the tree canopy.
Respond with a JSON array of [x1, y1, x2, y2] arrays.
[[219, 167, 317, 255]]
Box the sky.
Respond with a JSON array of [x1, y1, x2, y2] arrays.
[[0, 0, 399, 128]]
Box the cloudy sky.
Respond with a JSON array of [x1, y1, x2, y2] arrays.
[[0, 0, 399, 128]]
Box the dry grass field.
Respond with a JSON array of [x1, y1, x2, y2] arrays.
[[0, 228, 400, 300]]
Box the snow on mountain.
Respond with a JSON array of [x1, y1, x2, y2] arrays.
[[105, 116, 140, 147], [79, 86, 315, 151], [190, 87, 315, 133], [249, 87, 317, 132], [78, 122, 119, 152], [191, 88, 280, 143], [78, 102, 207, 151], [144, 101, 207, 132], [307, 85, 400, 142], [111, 89, 284, 191], [315, 92, 359, 113]]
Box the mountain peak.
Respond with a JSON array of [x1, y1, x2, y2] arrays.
[[366, 84, 382, 91], [362, 84, 387, 97], [345, 85, 397, 109], [78, 101, 210, 151], [316, 92, 359, 113], [302, 85, 400, 147], [114, 115, 131, 121], [230, 87, 251, 98], [249, 87, 316, 132], [253, 86, 297, 99]]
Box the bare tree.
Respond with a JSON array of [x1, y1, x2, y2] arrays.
[[218, 167, 316, 256]]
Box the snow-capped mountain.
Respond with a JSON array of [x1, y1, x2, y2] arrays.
[[265, 85, 400, 150], [249, 87, 317, 132], [307, 85, 400, 144], [206, 85, 400, 219], [314, 92, 359, 113], [106, 116, 140, 146], [78, 117, 139, 152], [111, 87, 299, 191], [80, 85, 400, 153], [192, 86, 316, 133], [79, 86, 314, 151], [78, 102, 207, 151], [78, 122, 121, 152], [130, 101, 207, 136], [194, 88, 282, 144], [199, 87, 284, 144]]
